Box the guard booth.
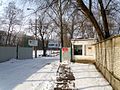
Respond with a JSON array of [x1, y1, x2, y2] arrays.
[[71, 39, 96, 63]]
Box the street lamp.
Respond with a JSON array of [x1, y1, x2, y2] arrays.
[[27, 8, 38, 58]]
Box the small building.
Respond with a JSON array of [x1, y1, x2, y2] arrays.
[[71, 38, 96, 63]]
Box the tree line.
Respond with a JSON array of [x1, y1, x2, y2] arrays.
[[1, 0, 120, 56]]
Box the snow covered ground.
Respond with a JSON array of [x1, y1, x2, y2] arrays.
[[0, 55, 113, 90], [0, 56, 60, 90], [70, 63, 113, 90], [33, 50, 60, 58]]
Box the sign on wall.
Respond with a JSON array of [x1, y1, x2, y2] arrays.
[[61, 47, 71, 63], [28, 40, 38, 46]]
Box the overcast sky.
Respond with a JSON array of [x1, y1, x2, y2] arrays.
[[0, 0, 36, 17], [0, 0, 33, 34]]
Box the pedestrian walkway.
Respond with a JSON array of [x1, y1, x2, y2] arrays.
[[54, 63, 113, 90], [0, 57, 113, 90], [70, 63, 113, 90]]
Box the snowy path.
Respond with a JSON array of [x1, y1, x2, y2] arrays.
[[0, 56, 59, 90], [0, 56, 113, 90], [70, 63, 113, 90]]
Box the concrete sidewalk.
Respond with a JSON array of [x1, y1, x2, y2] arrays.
[[70, 63, 113, 90]]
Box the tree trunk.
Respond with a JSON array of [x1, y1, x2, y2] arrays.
[[41, 36, 47, 56], [89, 0, 92, 12], [71, 16, 75, 39], [76, 0, 105, 40], [60, 0, 64, 47], [43, 48, 47, 56], [6, 26, 11, 45], [98, 0, 110, 38]]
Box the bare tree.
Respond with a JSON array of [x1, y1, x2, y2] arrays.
[[24, 0, 120, 41], [3, 1, 23, 45], [37, 14, 52, 56]]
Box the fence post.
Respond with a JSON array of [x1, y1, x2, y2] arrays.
[[71, 45, 73, 62], [16, 44, 19, 59], [60, 49, 62, 62]]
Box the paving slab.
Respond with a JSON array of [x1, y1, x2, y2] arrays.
[[70, 63, 113, 90]]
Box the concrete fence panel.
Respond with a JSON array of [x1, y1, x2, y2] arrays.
[[0, 47, 16, 62], [18, 47, 33, 59], [114, 37, 120, 79], [0, 46, 33, 63], [106, 40, 112, 72], [102, 42, 106, 67], [95, 35, 120, 90]]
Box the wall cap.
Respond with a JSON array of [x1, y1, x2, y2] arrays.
[[95, 35, 120, 45]]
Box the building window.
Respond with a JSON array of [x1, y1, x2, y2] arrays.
[[74, 45, 82, 55]]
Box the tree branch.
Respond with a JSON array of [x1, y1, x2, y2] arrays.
[[76, 0, 105, 40], [98, 0, 110, 38]]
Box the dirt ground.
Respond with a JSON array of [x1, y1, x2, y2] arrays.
[[54, 64, 75, 90]]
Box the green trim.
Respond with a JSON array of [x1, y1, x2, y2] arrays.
[[60, 49, 62, 62], [70, 45, 73, 62]]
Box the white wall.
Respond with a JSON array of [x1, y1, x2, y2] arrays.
[[71, 39, 96, 61]]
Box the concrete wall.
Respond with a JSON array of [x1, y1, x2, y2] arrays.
[[95, 35, 120, 90], [0, 46, 33, 62], [0, 47, 16, 62], [18, 47, 33, 59]]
